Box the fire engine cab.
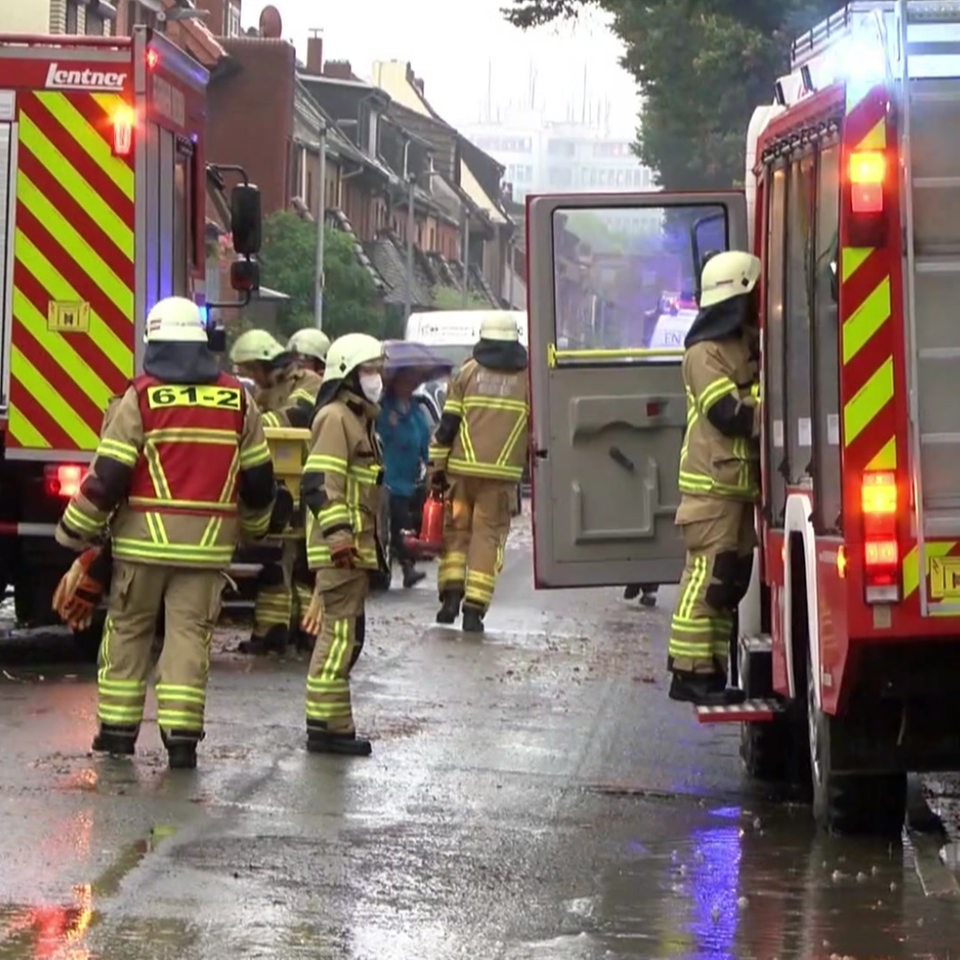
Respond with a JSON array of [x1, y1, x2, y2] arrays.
[[527, 0, 960, 836], [0, 27, 261, 654]]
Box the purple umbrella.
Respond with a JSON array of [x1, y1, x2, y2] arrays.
[[383, 340, 454, 384]]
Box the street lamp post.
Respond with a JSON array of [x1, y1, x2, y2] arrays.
[[315, 122, 327, 330]]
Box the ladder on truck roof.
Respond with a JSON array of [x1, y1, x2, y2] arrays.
[[897, 0, 960, 615]]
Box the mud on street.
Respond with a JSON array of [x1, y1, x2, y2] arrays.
[[0, 509, 958, 959]]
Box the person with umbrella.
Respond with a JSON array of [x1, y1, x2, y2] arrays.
[[377, 342, 452, 589]]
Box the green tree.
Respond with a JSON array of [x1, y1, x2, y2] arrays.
[[257, 210, 385, 340], [433, 284, 492, 310], [503, 0, 837, 189]]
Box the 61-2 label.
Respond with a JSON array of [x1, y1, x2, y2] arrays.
[[146, 385, 242, 410]]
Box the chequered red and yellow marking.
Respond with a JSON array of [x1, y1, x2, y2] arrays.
[[9, 91, 134, 453], [840, 85, 896, 478]]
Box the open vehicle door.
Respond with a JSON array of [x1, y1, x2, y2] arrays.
[[527, 191, 747, 588]]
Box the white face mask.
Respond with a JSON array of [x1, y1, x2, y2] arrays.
[[359, 372, 383, 404]]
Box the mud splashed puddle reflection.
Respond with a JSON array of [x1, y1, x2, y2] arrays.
[[0, 824, 180, 958], [583, 804, 956, 960]]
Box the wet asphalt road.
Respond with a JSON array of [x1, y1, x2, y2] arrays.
[[1, 510, 960, 957]]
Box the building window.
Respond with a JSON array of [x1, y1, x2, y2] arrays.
[[227, 2, 241, 36], [66, 0, 80, 32]]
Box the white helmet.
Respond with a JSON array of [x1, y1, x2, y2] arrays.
[[324, 333, 383, 381], [479, 312, 519, 342], [230, 329, 286, 365], [698, 251, 761, 308], [287, 328, 331, 361], [145, 296, 207, 344]]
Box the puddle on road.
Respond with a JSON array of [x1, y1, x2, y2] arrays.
[[0, 823, 186, 959], [576, 804, 960, 960]]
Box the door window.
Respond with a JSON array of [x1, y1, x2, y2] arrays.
[[550, 204, 728, 360], [785, 154, 816, 485], [764, 166, 788, 525], [812, 144, 842, 531]]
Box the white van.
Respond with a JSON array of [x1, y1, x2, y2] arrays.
[[404, 310, 529, 370]]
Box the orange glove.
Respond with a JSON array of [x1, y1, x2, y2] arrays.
[[52, 547, 108, 632], [330, 542, 359, 569]]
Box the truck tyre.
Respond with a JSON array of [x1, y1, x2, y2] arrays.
[[806, 643, 907, 838]]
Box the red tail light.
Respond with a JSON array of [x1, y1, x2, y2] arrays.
[[861, 471, 900, 603], [44, 464, 84, 498]]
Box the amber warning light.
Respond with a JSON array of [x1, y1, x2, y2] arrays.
[[111, 103, 135, 157], [849, 149, 885, 214], [146, 48, 161, 71]]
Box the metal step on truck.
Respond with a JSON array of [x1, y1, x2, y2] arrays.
[[525, 0, 960, 837]]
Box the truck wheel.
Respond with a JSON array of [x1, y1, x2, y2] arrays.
[[806, 645, 906, 838], [73, 610, 106, 662]]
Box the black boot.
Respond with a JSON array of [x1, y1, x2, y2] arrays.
[[294, 628, 315, 654], [306, 728, 372, 757], [623, 584, 641, 600], [161, 729, 202, 770], [401, 561, 426, 589], [639, 589, 658, 608], [91, 723, 138, 756], [668, 671, 745, 706], [237, 625, 287, 656], [461, 603, 485, 634], [436, 590, 463, 625]]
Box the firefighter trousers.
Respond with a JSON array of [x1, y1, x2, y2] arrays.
[[97, 560, 224, 739], [305, 567, 368, 736], [667, 500, 756, 675], [252, 538, 313, 644], [437, 475, 513, 612]]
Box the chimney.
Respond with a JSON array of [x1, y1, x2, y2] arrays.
[[323, 60, 354, 80], [405, 62, 424, 97], [307, 29, 323, 74]]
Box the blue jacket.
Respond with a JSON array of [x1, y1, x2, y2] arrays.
[[376, 394, 431, 497]]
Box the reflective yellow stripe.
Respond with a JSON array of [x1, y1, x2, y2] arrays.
[[844, 357, 893, 445], [12, 229, 131, 376], [51, 91, 135, 198], [18, 109, 132, 256], [9, 345, 99, 448], [17, 172, 132, 318], [98, 436, 139, 466], [698, 376, 737, 413], [304, 454, 348, 474], [240, 439, 271, 468], [112, 538, 234, 565], [143, 442, 172, 499], [842, 276, 891, 364], [144, 428, 239, 444], [447, 458, 523, 481], [13, 289, 114, 411]]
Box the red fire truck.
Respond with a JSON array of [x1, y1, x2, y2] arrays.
[[526, 0, 960, 836], [0, 27, 260, 655]]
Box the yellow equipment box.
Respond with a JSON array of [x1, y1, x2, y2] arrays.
[[262, 426, 310, 503]]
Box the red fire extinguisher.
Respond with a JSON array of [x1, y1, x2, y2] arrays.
[[403, 489, 445, 559]]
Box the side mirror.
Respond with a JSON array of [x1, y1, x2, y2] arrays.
[[231, 183, 262, 256], [230, 258, 260, 293], [206, 325, 227, 353]]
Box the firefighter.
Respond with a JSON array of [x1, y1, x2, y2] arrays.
[[53, 296, 280, 769], [667, 251, 762, 707], [287, 327, 331, 375], [299, 332, 386, 757], [428, 312, 529, 633], [229, 329, 324, 655]]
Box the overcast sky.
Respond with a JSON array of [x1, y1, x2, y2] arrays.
[[241, 0, 641, 136]]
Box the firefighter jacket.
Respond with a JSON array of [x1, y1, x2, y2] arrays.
[[55, 343, 277, 568], [429, 339, 530, 482], [302, 387, 384, 570], [256, 364, 323, 429], [678, 299, 760, 502]]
